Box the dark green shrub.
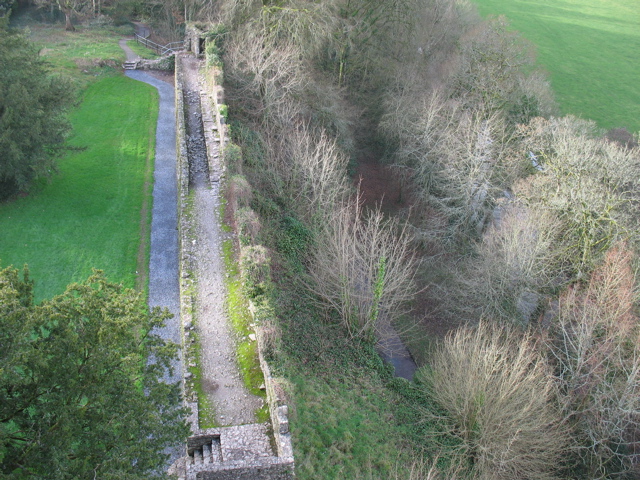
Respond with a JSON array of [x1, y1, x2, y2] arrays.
[[223, 142, 243, 174]]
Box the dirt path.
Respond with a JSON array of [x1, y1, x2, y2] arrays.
[[180, 55, 263, 426]]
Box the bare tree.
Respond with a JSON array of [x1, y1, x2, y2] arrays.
[[418, 322, 570, 480], [224, 26, 308, 121], [459, 203, 566, 324], [547, 242, 640, 478], [35, 0, 87, 30], [394, 455, 464, 480], [273, 125, 351, 225], [515, 116, 640, 276], [452, 16, 539, 113], [308, 197, 419, 340], [382, 95, 517, 245]]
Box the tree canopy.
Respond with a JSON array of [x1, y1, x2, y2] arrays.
[[0, 266, 189, 479], [0, 24, 75, 200]]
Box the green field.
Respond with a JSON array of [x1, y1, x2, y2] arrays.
[[0, 76, 157, 302], [473, 0, 640, 133]]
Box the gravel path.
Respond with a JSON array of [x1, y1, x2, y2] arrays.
[[120, 40, 183, 466], [124, 68, 181, 382], [180, 55, 263, 426], [119, 38, 139, 62], [122, 32, 182, 383]]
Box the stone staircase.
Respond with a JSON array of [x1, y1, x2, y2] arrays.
[[185, 424, 290, 479], [123, 60, 139, 70]]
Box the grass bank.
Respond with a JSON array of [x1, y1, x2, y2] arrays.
[[22, 22, 133, 88], [473, 0, 640, 133], [0, 75, 157, 301], [271, 275, 434, 480], [126, 39, 161, 59]]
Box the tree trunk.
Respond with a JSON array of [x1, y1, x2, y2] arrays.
[[64, 11, 75, 31]]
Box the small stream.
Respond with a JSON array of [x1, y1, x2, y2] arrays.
[[377, 322, 418, 380]]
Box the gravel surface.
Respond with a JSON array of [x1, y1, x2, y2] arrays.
[[180, 55, 264, 426], [124, 68, 181, 381], [121, 40, 183, 465]]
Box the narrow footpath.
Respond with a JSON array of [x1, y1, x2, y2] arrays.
[[180, 55, 263, 426], [121, 39, 181, 383], [120, 39, 183, 468]]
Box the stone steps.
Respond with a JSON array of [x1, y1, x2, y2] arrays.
[[184, 424, 294, 479], [123, 61, 138, 70], [188, 434, 223, 466]]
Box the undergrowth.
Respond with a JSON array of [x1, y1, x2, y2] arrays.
[[271, 270, 444, 479], [226, 119, 448, 476], [222, 238, 268, 422]]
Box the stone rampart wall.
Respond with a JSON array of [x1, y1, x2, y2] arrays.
[[174, 54, 200, 433], [198, 47, 294, 471], [174, 52, 294, 479]]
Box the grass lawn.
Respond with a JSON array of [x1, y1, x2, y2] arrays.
[[473, 0, 640, 133], [24, 23, 133, 88], [126, 39, 161, 59], [0, 76, 157, 302]]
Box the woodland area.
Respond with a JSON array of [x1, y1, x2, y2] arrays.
[[1, 0, 640, 478]]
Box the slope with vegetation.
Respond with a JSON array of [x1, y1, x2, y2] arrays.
[[192, 0, 640, 478]]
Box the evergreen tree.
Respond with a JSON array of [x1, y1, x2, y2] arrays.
[[0, 23, 75, 200], [0, 266, 189, 479]]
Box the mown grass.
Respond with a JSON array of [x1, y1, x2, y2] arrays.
[[473, 0, 640, 133], [0, 76, 157, 302]]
